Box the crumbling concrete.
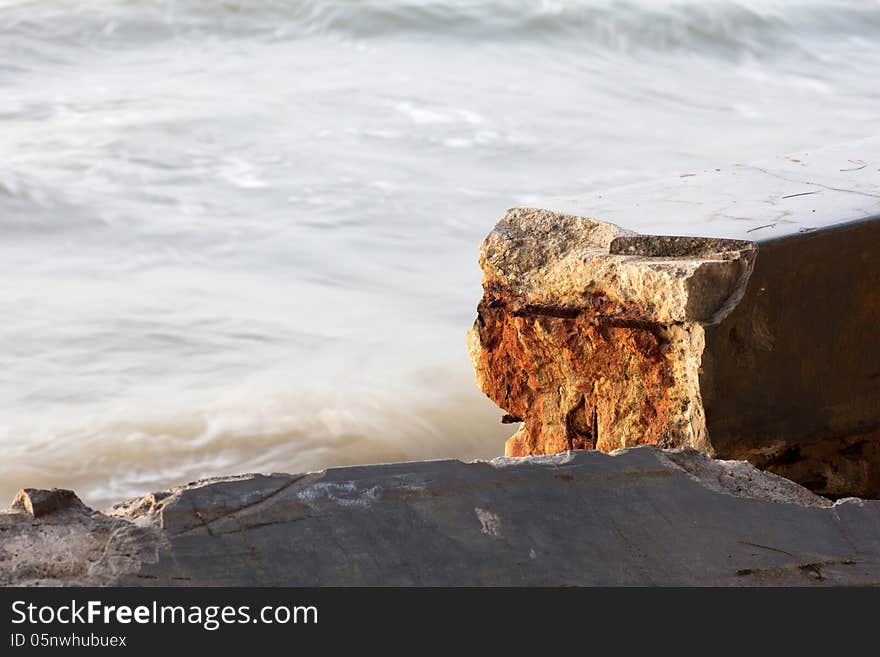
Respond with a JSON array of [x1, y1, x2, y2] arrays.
[[469, 138, 880, 498], [3, 447, 880, 586]]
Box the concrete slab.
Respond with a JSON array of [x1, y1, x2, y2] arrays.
[[3, 447, 880, 586]]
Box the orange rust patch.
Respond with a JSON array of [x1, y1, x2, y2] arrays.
[[473, 285, 681, 457]]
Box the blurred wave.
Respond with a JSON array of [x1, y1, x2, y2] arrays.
[[0, 371, 512, 508], [2, 0, 880, 57]]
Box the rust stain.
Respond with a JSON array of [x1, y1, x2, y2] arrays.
[[473, 284, 681, 458]]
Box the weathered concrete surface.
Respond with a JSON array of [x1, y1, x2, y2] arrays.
[[469, 139, 880, 498], [3, 447, 880, 586]]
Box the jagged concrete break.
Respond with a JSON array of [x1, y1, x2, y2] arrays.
[[4, 447, 880, 586], [468, 208, 754, 458], [469, 138, 880, 498]]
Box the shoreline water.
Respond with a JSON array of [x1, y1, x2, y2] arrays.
[[3, 0, 880, 509]]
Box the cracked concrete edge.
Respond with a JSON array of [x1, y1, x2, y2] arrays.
[[655, 447, 833, 508], [123, 445, 838, 525], [478, 207, 759, 325]]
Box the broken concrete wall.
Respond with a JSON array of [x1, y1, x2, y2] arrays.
[[469, 139, 880, 497], [467, 208, 752, 459]]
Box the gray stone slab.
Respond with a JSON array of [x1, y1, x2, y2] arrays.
[[3, 447, 880, 586]]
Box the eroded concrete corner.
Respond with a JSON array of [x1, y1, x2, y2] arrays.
[[468, 207, 756, 461], [469, 165, 880, 498]]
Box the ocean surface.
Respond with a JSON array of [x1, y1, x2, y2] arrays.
[[2, 0, 879, 508]]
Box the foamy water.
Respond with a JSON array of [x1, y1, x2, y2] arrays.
[[2, 0, 879, 508]]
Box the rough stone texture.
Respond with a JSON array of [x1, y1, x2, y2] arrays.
[[0, 489, 162, 586], [468, 208, 753, 460], [3, 447, 880, 586], [469, 139, 880, 498], [12, 488, 88, 519]]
